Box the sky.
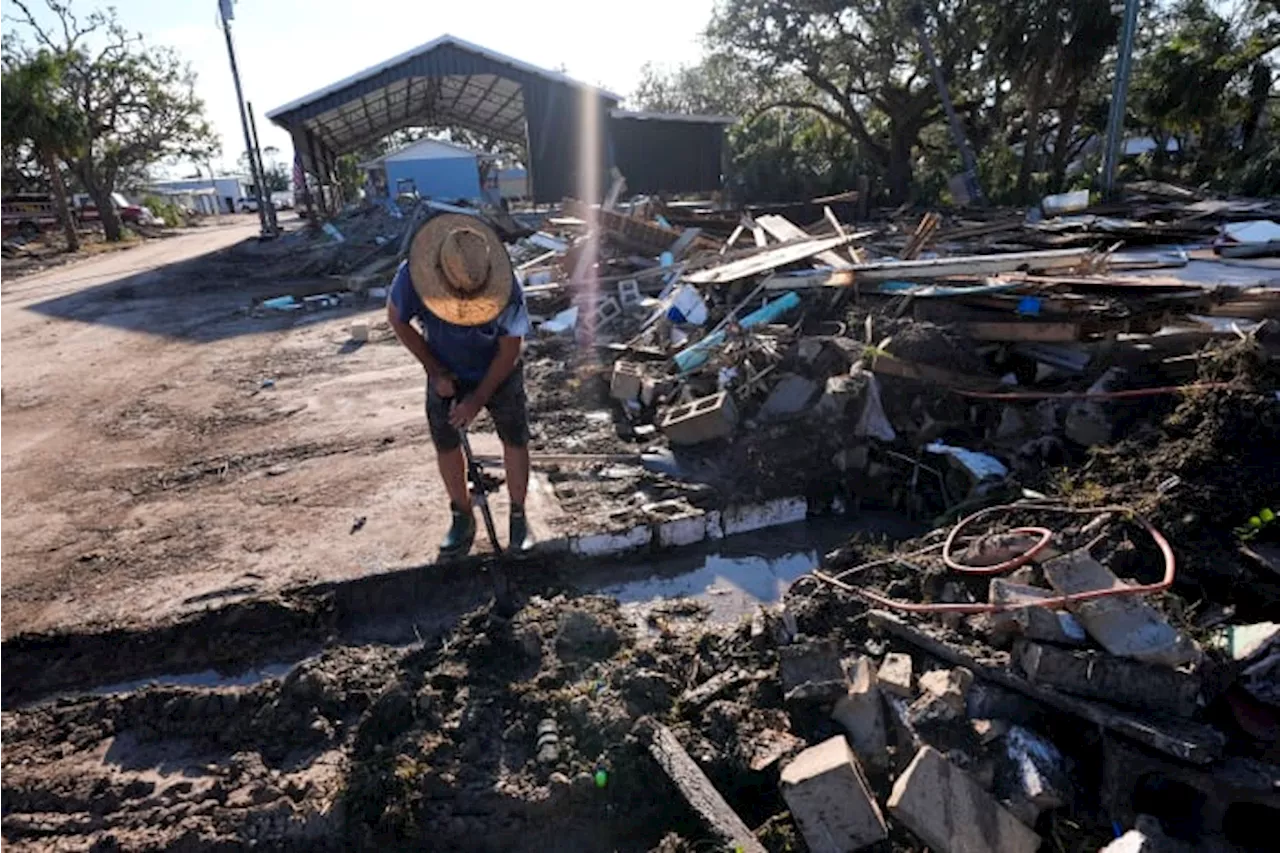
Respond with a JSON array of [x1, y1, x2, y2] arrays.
[[4, 0, 716, 177]]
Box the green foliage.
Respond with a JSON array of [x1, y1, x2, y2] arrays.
[[141, 194, 182, 227], [4, 0, 219, 240], [636, 0, 1279, 204]]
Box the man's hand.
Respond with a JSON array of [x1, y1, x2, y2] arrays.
[[448, 396, 481, 429], [432, 373, 456, 399]]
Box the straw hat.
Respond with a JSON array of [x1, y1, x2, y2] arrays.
[[408, 213, 513, 326]]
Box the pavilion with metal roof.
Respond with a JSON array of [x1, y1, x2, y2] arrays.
[[266, 35, 733, 208]]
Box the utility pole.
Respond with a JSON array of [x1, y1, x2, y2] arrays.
[[910, 4, 985, 206], [218, 0, 275, 237], [1101, 0, 1141, 198], [246, 101, 279, 232]]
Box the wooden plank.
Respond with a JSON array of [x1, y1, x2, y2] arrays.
[[639, 719, 767, 853], [960, 321, 1083, 342], [756, 213, 854, 269], [685, 232, 872, 285], [849, 248, 1090, 282], [866, 610, 1224, 764], [868, 352, 999, 391]]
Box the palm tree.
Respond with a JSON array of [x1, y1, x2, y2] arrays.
[[2, 51, 81, 251]]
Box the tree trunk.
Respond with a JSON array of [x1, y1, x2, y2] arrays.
[[43, 149, 79, 252], [1016, 77, 1046, 201], [75, 159, 125, 242], [1048, 90, 1081, 192], [886, 129, 915, 204], [91, 184, 123, 242]]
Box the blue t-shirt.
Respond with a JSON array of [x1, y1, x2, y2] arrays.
[[388, 260, 531, 383]]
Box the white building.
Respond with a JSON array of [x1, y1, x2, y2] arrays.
[[146, 176, 251, 214]]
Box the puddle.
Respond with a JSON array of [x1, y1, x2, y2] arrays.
[[84, 662, 295, 698], [588, 511, 921, 625]]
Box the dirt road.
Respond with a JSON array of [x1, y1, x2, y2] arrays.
[[1, 220, 562, 639]]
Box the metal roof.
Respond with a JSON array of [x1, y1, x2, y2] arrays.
[[267, 35, 621, 156], [610, 109, 737, 125]]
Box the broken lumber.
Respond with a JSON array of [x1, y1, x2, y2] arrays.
[[1015, 640, 1201, 717], [763, 247, 1092, 288], [637, 718, 766, 853], [959, 321, 1083, 343], [755, 214, 853, 269], [684, 232, 873, 284], [867, 609, 1224, 763]]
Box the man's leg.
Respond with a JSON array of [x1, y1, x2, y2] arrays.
[[486, 364, 535, 551], [427, 381, 475, 556], [502, 442, 529, 507], [436, 447, 471, 510]]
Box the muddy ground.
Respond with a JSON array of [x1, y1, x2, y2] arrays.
[[0, 219, 580, 642], [4, 219, 1279, 851]]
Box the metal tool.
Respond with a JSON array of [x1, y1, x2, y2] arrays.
[[450, 399, 516, 617], [457, 420, 502, 555]]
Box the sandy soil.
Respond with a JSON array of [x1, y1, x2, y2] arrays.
[[1, 220, 565, 639]]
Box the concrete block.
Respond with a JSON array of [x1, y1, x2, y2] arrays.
[[1065, 367, 1125, 446], [781, 736, 888, 853], [814, 373, 863, 418], [659, 391, 737, 445], [570, 524, 651, 557], [988, 578, 1087, 647], [888, 746, 1041, 853], [349, 321, 370, 342], [592, 294, 622, 327], [831, 657, 887, 765], [761, 373, 820, 420], [877, 652, 913, 698], [779, 639, 847, 704], [1043, 551, 1200, 667], [617, 278, 642, 307], [610, 360, 645, 402], [643, 500, 708, 548], [720, 496, 806, 536], [910, 668, 972, 725]]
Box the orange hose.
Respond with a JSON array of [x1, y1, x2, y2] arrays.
[[808, 503, 1176, 615], [955, 382, 1232, 402]]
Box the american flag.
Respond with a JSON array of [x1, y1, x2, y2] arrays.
[[292, 154, 306, 193]]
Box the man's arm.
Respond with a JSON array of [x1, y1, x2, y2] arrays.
[[448, 336, 521, 428], [387, 301, 455, 391]]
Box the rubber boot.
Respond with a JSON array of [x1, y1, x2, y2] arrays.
[[440, 503, 476, 558], [509, 503, 536, 554]]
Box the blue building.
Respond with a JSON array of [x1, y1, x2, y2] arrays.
[[361, 137, 483, 202]]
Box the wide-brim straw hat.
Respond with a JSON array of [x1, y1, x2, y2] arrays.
[[408, 213, 513, 326]]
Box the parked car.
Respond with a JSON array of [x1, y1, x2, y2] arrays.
[[238, 197, 259, 213], [270, 191, 294, 210], [1, 193, 66, 239], [78, 192, 159, 226]]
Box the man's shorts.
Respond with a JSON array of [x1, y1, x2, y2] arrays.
[[426, 362, 530, 451]]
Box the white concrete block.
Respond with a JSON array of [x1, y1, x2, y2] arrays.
[[781, 735, 887, 853], [888, 746, 1040, 853]]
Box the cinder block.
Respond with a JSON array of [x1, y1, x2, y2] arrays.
[[779, 639, 847, 704], [349, 322, 369, 342], [659, 391, 736, 445], [877, 652, 913, 698], [887, 746, 1041, 853], [910, 668, 973, 725], [781, 735, 888, 853], [831, 657, 887, 766], [593, 295, 622, 327], [610, 360, 645, 402], [617, 278, 642, 307], [988, 578, 1087, 647]]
